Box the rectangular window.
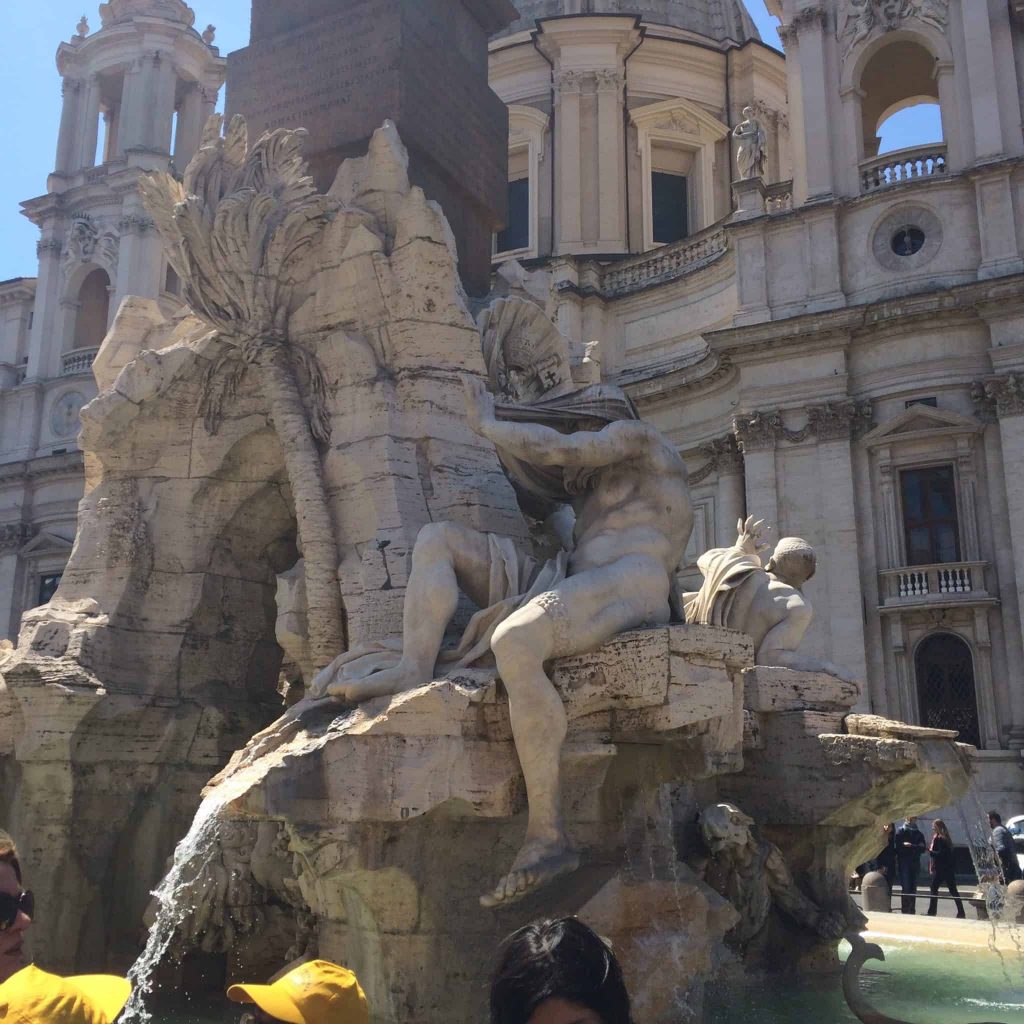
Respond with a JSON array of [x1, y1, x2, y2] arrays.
[[900, 465, 960, 566], [905, 397, 938, 409], [652, 172, 689, 245], [496, 178, 530, 254], [37, 573, 62, 607]]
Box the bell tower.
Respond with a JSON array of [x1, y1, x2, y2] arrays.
[[19, 0, 225, 385]]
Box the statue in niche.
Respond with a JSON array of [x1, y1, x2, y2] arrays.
[[695, 803, 847, 948], [684, 516, 850, 678], [732, 107, 767, 181], [311, 298, 694, 908]]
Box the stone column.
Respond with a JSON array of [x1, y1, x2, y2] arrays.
[[112, 212, 158, 312], [976, 374, 1024, 748], [707, 436, 745, 546], [806, 402, 871, 690], [595, 69, 625, 252], [117, 59, 145, 155], [734, 412, 781, 533], [555, 70, 583, 251], [959, 0, 1003, 161], [25, 239, 66, 381], [174, 82, 204, 168], [54, 79, 82, 176], [77, 76, 102, 170], [786, 7, 834, 201], [150, 56, 179, 154]]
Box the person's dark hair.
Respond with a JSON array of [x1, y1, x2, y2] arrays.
[[988, 811, 1002, 825], [0, 831, 21, 884], [490, 918, 632, 1024]]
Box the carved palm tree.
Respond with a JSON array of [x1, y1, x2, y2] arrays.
[[139, 115, 347, 669]]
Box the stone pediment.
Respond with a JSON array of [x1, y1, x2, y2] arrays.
[[19, 531, 74, 558], [861, 405, 982, 447]]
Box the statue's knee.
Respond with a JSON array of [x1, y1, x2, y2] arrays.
[[414, 522, 456, 562], [491, 621, 537, 677]]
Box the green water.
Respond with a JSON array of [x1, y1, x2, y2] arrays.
[[149, 938, 1023, 1023]]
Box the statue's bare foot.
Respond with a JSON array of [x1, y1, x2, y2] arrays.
[[326, 662, 428, 703], [480, 839, 579, 908]]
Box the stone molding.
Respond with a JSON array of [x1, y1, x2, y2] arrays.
[[595, 68, 624, 96], [779, 5, 828, 44], [118, 214, 155, 236], [63, 216, 120, 277], [554, 69, 585, 96], [37, 239, 64, 259], [690, 434, 744, 484], [837, 0, 948, 59], [734, 400, 873, 451], [0, 524, 38, 554], [972, 373, 1024, 420]]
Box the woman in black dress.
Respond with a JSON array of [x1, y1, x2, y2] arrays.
[[927, 818, 965, 918], [875, 821, 897, 896]]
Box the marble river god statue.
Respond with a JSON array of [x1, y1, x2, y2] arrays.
[[311, 368, 694, 908], [685, 516, 849, 677]]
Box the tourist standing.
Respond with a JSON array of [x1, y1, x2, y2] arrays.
[[0, 830, 31, 984], [895, 815, 927, 913], [926, 819, 965, 918], [988, 811, 1024, 883], [875, 822, 897, 896], [490, 918, 633, 1024]]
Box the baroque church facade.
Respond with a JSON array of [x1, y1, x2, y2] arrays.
[[1, 0, 1023, 811]]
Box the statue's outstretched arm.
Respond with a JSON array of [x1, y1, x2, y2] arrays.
[[463, 375, 649, 469]]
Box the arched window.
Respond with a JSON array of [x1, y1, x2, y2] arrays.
[[73, 268, 111, 351], [860, 41, 943, 159], [915, 633, 980, 747]]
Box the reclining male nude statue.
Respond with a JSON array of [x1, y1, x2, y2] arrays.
[[684, 516, 849, 678], [310, 374, 693, 907]]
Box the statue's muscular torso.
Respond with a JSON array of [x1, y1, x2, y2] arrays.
[[568, 426, 692, 578]]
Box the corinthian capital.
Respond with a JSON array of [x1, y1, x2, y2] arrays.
[[972, 373, 1024, 419], [555, 69, 585, 96], [806, 399, 874, 441], [734, 411, 783, 452]]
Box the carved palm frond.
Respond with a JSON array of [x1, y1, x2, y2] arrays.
[[138, 115, 337, 344]]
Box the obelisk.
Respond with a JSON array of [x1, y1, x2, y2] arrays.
[[226, 0, 518, 296]]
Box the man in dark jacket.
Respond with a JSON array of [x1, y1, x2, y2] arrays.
[[895, 815, 927, 913], [989, 811, 1024, 883]]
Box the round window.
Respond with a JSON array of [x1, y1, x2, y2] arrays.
[[891, 226, 926, 256]]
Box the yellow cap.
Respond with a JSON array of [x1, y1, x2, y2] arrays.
[[0, 965, 131, 1024], [227, 959, 369, 1024]]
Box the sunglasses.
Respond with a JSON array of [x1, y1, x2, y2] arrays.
[[0, 891, 33, 930]]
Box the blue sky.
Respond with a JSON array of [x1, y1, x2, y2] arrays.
[[0, 1, 940, 282]]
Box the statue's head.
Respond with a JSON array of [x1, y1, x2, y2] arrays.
[[742, 105, 755, 119], [700, 803, 754, 855], [766, 537, 816, 587]]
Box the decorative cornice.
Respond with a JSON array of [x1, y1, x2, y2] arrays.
[[734, 410, 783, 451], [118, 214, 154, 235], [972, 374, 1024, 420], [0, 524, 38, 553], [690, 434, 744, 484], [36, 239, 63, 259], [807, 399, 875, 441], [735, 400, 874, 451]]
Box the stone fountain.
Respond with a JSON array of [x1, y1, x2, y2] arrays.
[[0, 109, 981, 1023]]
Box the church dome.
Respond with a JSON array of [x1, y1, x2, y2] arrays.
[[498, 0, 760, 43]]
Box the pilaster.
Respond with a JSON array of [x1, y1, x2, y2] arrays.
[[54, 78, 82, 178], [733, 411, 781, 532], [555, 70, 583, 249], [785, 6, 834, 202], [959, 0, 1003, 161], [595, 69, 625, 251], [76, 75, 102, 171], [973, 373, 1024, 748]]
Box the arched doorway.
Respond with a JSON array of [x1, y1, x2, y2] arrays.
[[914, 633, 981, 747]]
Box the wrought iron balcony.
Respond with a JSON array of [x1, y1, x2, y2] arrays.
[[860, 144, 948, 194], [878, 560, 996, 611], [61, 347, 99, 377]]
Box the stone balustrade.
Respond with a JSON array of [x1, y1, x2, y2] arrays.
[[860, 144, 947, 194], [61, 346, 100, 376], [601, 227, 728, 298], [879, 560, 991, 606]]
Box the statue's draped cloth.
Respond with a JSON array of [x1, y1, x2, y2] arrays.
[[685, 547, 761, 627], [334, 538, 568, 682]]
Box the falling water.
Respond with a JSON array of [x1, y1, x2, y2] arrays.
[[120, 788, 232, 1024]]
